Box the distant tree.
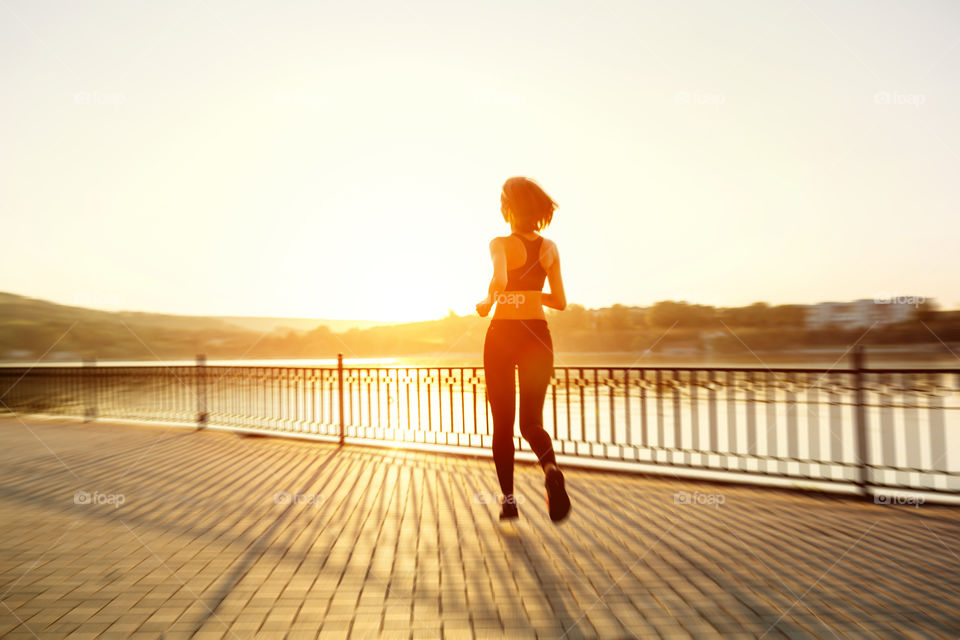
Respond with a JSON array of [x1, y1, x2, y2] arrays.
[[916, 300, 939, 322], [548, 304, 590, 332], [597, 304, 633, 332], [646, 301, 715, 329], [302, 325, 335, 352], [768, 304, 806, 328], [721, 302, 772, 328], [646, 301, 685, 328]]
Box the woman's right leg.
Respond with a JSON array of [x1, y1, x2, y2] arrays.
[[516, 320, 571, 521], [483, 324, 517, 497]]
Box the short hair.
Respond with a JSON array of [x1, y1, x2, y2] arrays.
[[500, 177, 557, 232]]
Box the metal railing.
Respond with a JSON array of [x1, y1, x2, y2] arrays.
[[1, 349, 958, 494]]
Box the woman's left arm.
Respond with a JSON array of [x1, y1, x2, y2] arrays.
[[541, 240, 567, 311]]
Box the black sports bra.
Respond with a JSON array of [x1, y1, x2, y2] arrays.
[[504, 233, 547, 291]]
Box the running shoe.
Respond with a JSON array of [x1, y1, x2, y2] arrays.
[[499, 494, 519, 520], [545, 466, 571, 522]]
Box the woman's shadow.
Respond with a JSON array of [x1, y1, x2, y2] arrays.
[[500, 524, 594, 639]]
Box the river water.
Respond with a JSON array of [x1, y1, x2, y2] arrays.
[[3, 357, 957, 492]]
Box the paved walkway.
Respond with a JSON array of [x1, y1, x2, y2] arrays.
[[0, 415, 958, 639]]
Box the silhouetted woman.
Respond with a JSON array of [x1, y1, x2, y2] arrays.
[[476, 177, 571, 522]]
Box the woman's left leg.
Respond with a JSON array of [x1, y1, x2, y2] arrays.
[[516, 322, 558, 470], [483, 324, 519, 497]]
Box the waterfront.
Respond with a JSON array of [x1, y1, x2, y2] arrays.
[[4, 359, 957, 494]]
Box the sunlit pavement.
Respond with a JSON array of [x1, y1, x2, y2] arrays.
[[0, 416, 958, 639]]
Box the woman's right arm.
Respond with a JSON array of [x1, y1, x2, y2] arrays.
[[541, 240, 567, 311], [476, 238, 509, 317]]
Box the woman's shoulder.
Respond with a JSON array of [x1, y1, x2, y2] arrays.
[[488, 235, 514, 256], [539, 236, 558, 253], [538, 236, 559, 269], [489, 234, 524, 247]]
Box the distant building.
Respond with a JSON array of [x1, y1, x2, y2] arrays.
[[805, 298, 922, 329]]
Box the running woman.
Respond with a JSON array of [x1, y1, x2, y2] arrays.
[[476, 177, 571, 522]]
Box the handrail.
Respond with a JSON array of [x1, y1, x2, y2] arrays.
[[1, 349, 957, 495]]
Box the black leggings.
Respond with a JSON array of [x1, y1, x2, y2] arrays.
[[483, 319, 558, 496]]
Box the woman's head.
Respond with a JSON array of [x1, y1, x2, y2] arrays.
[[500, 177, 557, 232]]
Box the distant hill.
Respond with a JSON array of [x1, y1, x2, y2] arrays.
[[2, 291, 958, 364], [0, 292, 383, 362], [0, 291, 470, 362], [218, 316, 398, 334], [1, 292, 241, 332]]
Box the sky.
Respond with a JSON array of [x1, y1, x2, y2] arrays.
[[1, 0, 958, 322]]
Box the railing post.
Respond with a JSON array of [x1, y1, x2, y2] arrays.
[[83, 357, 97, 422], [852, 345, 870, 495], [196, 354, 208, 427], [337, 353, 345, 445]]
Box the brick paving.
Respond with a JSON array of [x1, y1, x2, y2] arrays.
[[0, 415, 958, 639]]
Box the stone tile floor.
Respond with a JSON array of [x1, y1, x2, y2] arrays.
[[0, 416, 958, 639]]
